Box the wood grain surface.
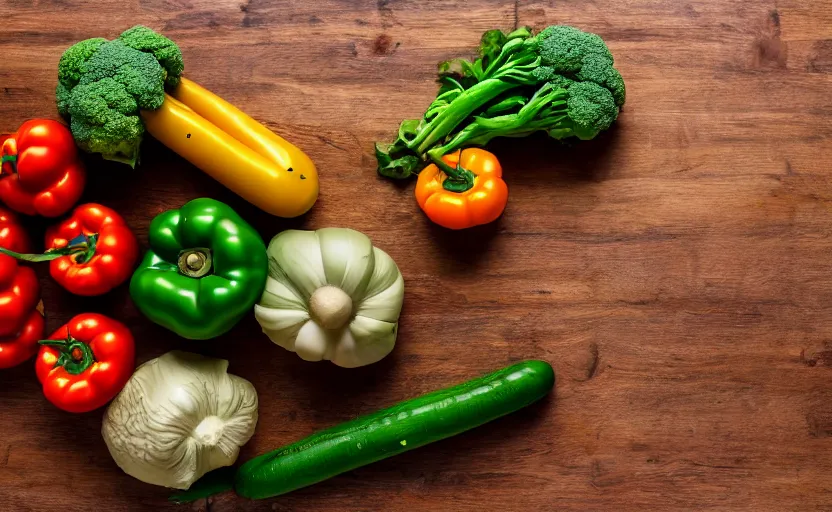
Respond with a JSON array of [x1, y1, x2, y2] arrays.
[[1, 0, 832, 510]]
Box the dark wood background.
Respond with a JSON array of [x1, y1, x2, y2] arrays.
[[1, 0, 831, 510]]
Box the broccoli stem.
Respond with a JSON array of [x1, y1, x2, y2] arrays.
[[408, 50, 542, 156], [482, 37, 530, 77], [104, 150, 140, 168], [430, 84, 570, 158], [407, 78, 521, 155]]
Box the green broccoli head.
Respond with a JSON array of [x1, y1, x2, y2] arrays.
[[537, 25, 613, 73], [118, 25, 183, 88], [472, 25, 625, 106], [558, 81, 619, 140], [57, 37, 108, 117], [57, 37, 108, 91], [78, 41, 167, 110], [56, 26, 182, 167], [576, 54, 625, 107], [536, 26, 625, 107], [68, 78, 145, 165]]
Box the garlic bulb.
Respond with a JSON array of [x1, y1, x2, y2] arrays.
[[101, 351, 258, 490], [255, 228, 405, 368]]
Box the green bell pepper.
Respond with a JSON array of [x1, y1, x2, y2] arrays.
[[130, 198, 268, 340]]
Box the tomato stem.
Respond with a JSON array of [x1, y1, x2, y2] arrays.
[[0, 233, 98, 263], [38, 333, 96, 375]]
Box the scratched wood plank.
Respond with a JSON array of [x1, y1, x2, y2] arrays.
[[1, 0, 832, 510]]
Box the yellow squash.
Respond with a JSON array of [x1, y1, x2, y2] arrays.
[[141, 78, 318, 218]]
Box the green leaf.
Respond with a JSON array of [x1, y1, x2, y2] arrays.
[[505, 26, 533, 41], [438, 58, 483, 80], [478, 29, 507, 64], [375, 143, 422, 179], [398, 119, 421, 144], [460, 60, 478, 79], [379, 156, 422, 179], [380, 156, 421, 179]]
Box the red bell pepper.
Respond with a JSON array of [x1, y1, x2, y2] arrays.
[[0, 255, 39, 337], [0, 310, 45, 370], [36, 313, 135, 413], [0, 206, 30, 253], [0, 119, 86, 217], [45, 203, 139, 296], [0, 207, 44, 369]]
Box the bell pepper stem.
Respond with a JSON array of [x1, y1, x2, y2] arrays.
[[427, 149, 476, 193], [0, 233, 98, 263], [38, 332, 96, 376], [0, 154, 16, 175], [178, 248, 213, 278]]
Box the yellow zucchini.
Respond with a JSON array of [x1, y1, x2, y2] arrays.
[[141, 78, 318, 218]]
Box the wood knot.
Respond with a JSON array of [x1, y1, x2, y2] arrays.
[[752, 10, 788, 68], [373, 34, 399, 56], [801, 342, 832, 367]]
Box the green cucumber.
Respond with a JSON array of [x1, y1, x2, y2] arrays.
[[235, 360, 555, 499]]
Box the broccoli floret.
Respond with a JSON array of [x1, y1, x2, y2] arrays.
[[57, 37, 108, 117], [536, 25, 613, 73], [560, 81, 618, 140], [68, 78, 145, 166], [118, 25, 183, 88], [56, 82, 73, 118], [537, 26, 624, 106], [78, 41, 167, 110], [576, 54, 625, 106], [491, 25, 624, 103], [57, 37, 108, 91], [56, 26, 182, 167]]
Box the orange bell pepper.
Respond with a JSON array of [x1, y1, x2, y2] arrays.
[[414, 148, 508, 230]]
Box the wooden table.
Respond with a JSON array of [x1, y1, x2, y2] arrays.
[[1, 0, 831, 510]]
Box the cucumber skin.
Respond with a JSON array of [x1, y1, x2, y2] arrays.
[[235, 360, 555, 499]]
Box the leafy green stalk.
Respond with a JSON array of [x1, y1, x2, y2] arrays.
[[429, 80, 618, 163], [375, 25, 626, 179], [407, 78, 520, 154], [430, 83, 569, 159]]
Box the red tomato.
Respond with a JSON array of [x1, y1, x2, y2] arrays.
[[36, 313, 135, 413]]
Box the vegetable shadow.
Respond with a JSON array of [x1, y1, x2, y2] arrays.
[[419, 124, 622, 266], [274, 344, 401, 417], [424, 217, 503, 268], [490, 122, 622, 185]]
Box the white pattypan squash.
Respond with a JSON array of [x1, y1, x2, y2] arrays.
[[101, 351, 258, 490], [254, 228, 405, 368]]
